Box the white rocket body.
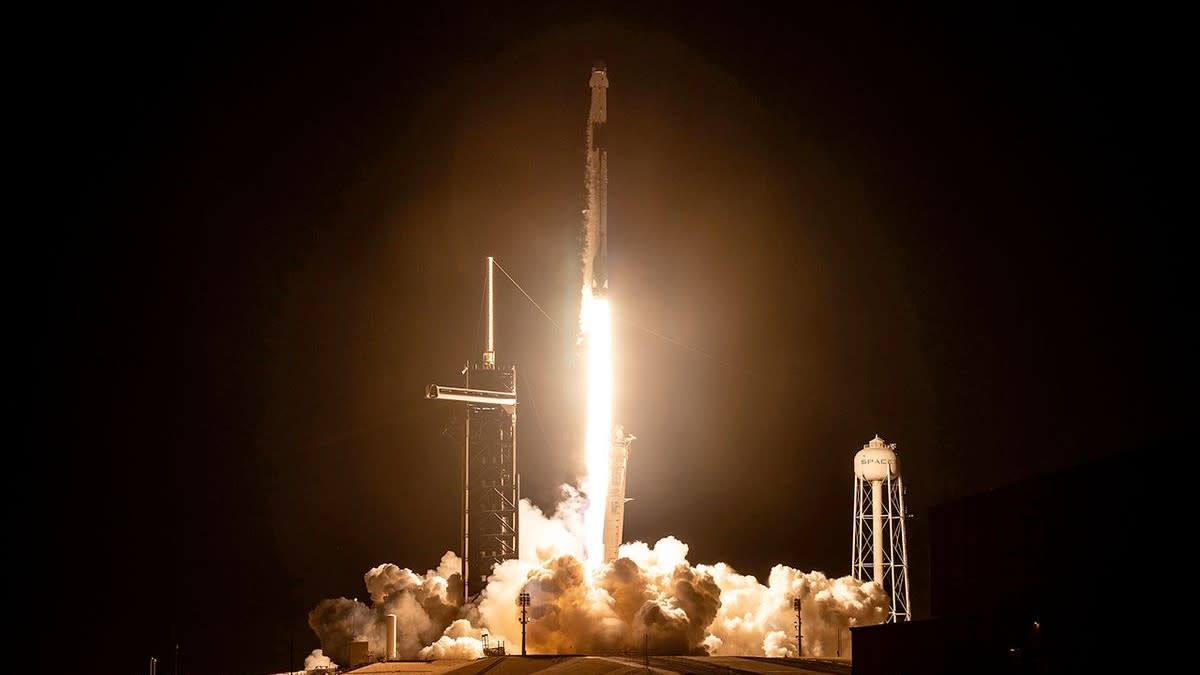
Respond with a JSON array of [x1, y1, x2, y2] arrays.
[[585, 64, 609, 296], [585, 63, 631, 563]]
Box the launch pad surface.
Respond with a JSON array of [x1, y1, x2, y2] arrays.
[[345, 656, 850, 675]]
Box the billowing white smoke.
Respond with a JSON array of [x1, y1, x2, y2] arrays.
[[302, 649, 337, 671], [417, 620, 485, 660], [699, 562, 888, 656], [307, 551, 466, 663], [308, 493, 888, 661]]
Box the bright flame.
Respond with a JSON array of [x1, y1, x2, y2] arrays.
[[580, 286, 613, 563]]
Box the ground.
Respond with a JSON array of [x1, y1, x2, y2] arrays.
[[344, 656, 850, 675]]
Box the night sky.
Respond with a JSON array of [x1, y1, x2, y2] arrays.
[[44, 6, 1171, 675]]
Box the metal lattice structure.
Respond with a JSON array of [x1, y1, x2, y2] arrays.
[[463, 363, 518, 598], [851, 435, 911, 622], [428, 257, 520, 601]]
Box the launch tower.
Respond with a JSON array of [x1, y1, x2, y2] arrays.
[[851, 435, 911, 622], [427, 258, 519, 600]]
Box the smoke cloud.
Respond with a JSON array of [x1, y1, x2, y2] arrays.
[[307, 551, 465, 663], [302, 649, 337, 671], [308, 491, 887, 662], [417, 620, 485, 660]]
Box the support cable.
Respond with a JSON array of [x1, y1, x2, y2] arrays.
[[491, 257, 765, 380], [520, 371, 553, 461], [492, 259, 561, 333], [621, 319, 770, 380]]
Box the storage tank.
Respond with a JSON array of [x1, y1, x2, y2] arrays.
[[347, 641, 370, 667], [855, 435, 899, 481], [386, 613, 397, 660], [850, 434, 911, 624]]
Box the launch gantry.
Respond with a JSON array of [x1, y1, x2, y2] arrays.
[[427, 257, 519, 600]]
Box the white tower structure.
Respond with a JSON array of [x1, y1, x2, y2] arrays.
[[851, 435, 911, 622]]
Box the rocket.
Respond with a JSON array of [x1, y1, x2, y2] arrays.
[[583, 62, 634, 563], [585, 62, 609, 296]]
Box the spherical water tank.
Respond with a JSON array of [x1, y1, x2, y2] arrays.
[[854, 435, 899, 480]]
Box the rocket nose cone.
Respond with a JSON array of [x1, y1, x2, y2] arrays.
[[592, 60, 607, 72], [589, 63, 609, 88]]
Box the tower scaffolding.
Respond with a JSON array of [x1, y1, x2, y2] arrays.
[[427, 257, 519, 600]]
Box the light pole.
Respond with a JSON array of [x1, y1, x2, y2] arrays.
[[792, 598, 802, 657], [518, 591, 531, 656]]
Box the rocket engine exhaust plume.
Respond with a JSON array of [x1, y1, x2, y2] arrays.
[[579, 287, 613, 563]]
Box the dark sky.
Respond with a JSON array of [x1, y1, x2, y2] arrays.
[[42, 5, 1172, 675]]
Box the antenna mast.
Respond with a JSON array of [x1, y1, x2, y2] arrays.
[[484, 256, 496, 368]]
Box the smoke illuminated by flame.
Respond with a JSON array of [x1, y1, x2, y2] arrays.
[[580, 286, 613, 564], [306, 267, 893, 665]]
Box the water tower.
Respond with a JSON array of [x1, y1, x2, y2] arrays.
[[851, 435, 911, 622]]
